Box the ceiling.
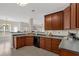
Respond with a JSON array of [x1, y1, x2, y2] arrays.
[[0, 3, 70, 23]]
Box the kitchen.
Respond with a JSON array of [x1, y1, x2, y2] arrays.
[[0, 3, 79, 56]]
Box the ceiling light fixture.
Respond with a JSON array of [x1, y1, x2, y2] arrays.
[[16, 0, 29, 6]]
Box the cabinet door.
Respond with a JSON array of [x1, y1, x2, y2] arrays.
[[77, 3, 79, 28], [45, 38, 52, 51], [24, 36, 27, 46], [51, 39, 61, 54], [51, 11, 63, 30], [26, 36, 33, 46], [16, 37, 21, 49], [40, 37, 45, 49], [64, 6, 71, 29], [21, 36, 25, 47], [45, 15, 52, 30], [71, 3, 77, 29], [51, 39, 61, 50]]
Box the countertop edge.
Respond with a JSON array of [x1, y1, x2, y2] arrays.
[[13, 35, 65, 39]]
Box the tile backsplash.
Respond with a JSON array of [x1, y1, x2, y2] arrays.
[[45, 30, 79, 36]]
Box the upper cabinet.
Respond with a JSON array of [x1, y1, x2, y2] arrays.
[[77, 3, 79, 28], [64, 6, 71, 29], [70, 3, 77, 29], [44, 3, 79, 30], [45, 15, 52, 30], [45, 11, 63, 30], [70, 3, 79, 29], [64, 3, 79, 29], [51, 11, 63, 30]]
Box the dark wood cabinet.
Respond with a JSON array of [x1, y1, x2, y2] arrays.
[[77, 3, 79, 28], [45, 11, 63, 30], [44, 3, 79, 30], [51, 39, 61, 54], [16, 36, 25, 48], [40, 37, 45, 49], [63, 3, 79, 29], [64, 6, 71, 29], [24, 36, 27, 46], [51, 11, 63, 30], [16, 37, 25, 49], [25, 36, 33, 46], [13, 36, 33, 49], [13, 36, 79, 56], [20, 36, 26, 47], [16, 37, 20, 49], [45, 15, 52, 30], [70, 3, 77, 29], [51, 39, 61, 50], [45, 38, 52, 51]]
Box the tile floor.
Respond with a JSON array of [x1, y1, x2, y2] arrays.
[[10, 46, 59, 56], [0, 46, 59, 56], [0, 32, 58, 56]]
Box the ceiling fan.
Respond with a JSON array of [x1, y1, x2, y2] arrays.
[[17, 0, 29, 6]]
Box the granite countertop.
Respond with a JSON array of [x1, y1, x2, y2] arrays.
[[13, 34, 66, 40]]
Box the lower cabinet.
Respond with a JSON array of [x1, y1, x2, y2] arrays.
[[13, 36, 33, 49], [16, 36, 25, 49], [51, 39, 61, 54], [20, 36, 26, 47], [40, 37, 45, 49], [51, 39, 61, 50], [45, 38, 52, 51], [25, 36, 33, 46], [40, 37, 61, 53], [16, 37, 21, 49], [14, 36, 79, 56], [15, 36, 25, 48]]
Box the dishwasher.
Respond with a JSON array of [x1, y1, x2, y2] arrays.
[[33, 36, 40, 48]]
